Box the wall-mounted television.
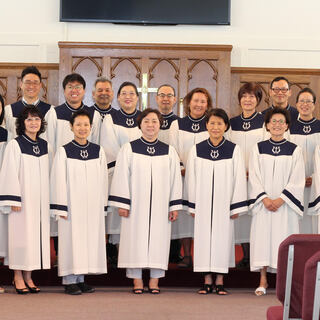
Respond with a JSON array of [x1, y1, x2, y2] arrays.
[[60, 0, 230, 26]]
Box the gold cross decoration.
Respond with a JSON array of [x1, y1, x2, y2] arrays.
[[137, 73, 158, 110]]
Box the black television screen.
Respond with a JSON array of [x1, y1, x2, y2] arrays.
[[60, 0, 230, 25]]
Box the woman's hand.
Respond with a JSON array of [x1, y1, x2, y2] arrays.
[[231, 214, 238, 220], [181, 169, 185, 177], [119, 208, 129, 217], [169, 211, 178, 222], [306, 176, 312, 187], [262, 198, 277, 212], [11, 206, 21, 212]]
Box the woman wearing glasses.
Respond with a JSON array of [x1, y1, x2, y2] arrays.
[[289, 88, 320, 234], [248, 107, 305, 296]]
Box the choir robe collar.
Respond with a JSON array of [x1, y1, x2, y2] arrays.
[[130, 137, 169, 156], [63, 140, 100, 160]]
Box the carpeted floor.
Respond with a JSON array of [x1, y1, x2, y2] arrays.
[[0, 287, 279, 320]]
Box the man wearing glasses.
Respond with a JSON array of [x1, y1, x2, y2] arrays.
[[263, 76, 299, 120], [46, 73, 94, 153], [4, 66, 53, 140], [156, 84, 178, 144]]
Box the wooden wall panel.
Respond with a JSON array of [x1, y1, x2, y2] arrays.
[[58, 42, 232, 116], [0, 63, 59, 107], [231, 67, 320, 119]]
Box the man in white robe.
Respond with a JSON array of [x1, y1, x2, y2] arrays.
[[156, 84, 178, 144], [4, 66, 53, 141]]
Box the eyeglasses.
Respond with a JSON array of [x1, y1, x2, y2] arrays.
[[271, 87, 289, 94], [297, 99, 314, 105], [66, 85, 83, 91], [23, 81, 41, 87], [271, 119, 286, 125], [157, 93, 174, 98], [120, 92, 136, 97], [25, 117, 41, 122]]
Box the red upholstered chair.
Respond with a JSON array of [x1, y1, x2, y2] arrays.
[[302, 250, 320, 320], [266, 234, 320, 320]]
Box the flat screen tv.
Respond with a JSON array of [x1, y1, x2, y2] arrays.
[[60, 0, 230, 25]]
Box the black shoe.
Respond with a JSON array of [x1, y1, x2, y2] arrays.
[[13, 281, 29, 295], [64, 284, 82, 295], [236, 258, 250, 269], [77, 282, 95, 293], [25, 283, 40, 294]]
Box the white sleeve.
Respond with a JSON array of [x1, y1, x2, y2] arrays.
[[184, 145, 197, 214], [169, 147, 183, 212], [309, 145, 320, 215], [45, 108, 57, 154], [50, 147, 68, 218]]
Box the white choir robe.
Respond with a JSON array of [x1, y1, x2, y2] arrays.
[[0, 135, 51, 270], [185, 139, 248, 273], [158, 112, 178, 144], [4, 100, 53, 141], [45, 102, 95, 236], [308, 145, 320, 233], [50, 141, 108, 276], [109, 138, 183, 270], [169, 115, 209, 239], [90, 104, 118, 145], [100, 108, 141, 236], [248, 139, 305, 273], [227, 112, 265, 244], [289, 117, 320, 234], [0, 128, 8, 260]]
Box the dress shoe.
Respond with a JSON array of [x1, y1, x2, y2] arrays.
[[25, 282, 41, 293], [64, 284, 81, 295], [77, 282, 95, 293], [13, 281, 29, 295]]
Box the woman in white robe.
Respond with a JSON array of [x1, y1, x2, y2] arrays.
[[289, 88, 320, 234], [50, 109, 108, 295], [227, 82, 265, 268], [168, 88, 213, 268], [248, 107, 305, 296], [0, 94, 8, 293], [0, 105, 51, 294], [109, 108, 182, 294], [185, 108, 247, 295]]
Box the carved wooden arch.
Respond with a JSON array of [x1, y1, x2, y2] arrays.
[[187, 59, 218, 81], [110, 58, 141, 80], [72, 56, 102, 76], [149, 58, 179, 81], [0, 79, 7, 103]]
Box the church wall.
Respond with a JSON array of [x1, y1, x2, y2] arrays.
[[1, 0, 320, 68]]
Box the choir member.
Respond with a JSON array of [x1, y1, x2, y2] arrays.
[[4, 66, 53, 141], [109, 108, 182, 294], [262, 76, 299, 121], [289, 88, 320, 233], [228, 83, 265, 268], [100, 82, 141, 247], [156, 84, 178, 144], [90, 77, 117, 144], [185, 108, 247, 295], [249, 107, 305, 296], [50, 109, 108, 295], [169, 88, 213, 268], [0, 94, 8, 293], [0, 106, 51, 294]]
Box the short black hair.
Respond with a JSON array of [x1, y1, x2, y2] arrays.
[[69, 109, 92, 126], [270, 76, 291, 89], [16, 105, 46, 137], [21, 66, 42, 82], [157, 84, 176, 96], [117, 81, 138, 97], [296, 87, 316, 104], [62, 73, 86, 90], [136, 108, 163, 129], [0, 94, 5, 125], [264, 107, 291, 131], [205, 108, 230, 132]]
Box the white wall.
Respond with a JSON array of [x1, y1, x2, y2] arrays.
[[1, 0, 320, 68]]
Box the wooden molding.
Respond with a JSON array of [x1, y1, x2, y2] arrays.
[[0, 63, 59, 70], [231, 67, 320, 75], [58, 41, 233, 52]]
